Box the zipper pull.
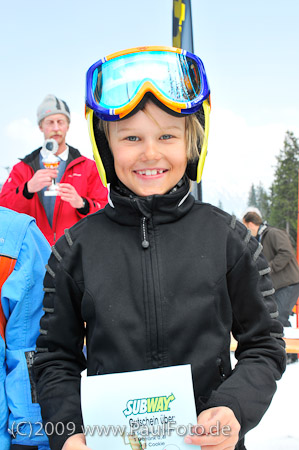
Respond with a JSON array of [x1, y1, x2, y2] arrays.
[[141, 217, 149, 249], [217, 357, 227, 381], [26, 350, 34, 367]]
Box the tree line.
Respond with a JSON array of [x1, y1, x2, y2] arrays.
[[247, 131, 299, 248]]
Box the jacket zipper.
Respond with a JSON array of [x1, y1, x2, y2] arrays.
[[140, 217, 163, 367], [53, 200, 62, 243], [141, 217, 150, 249], [217, 357, 227, 382], [52, 159, 77, 243], [25, 350, 38, 403]]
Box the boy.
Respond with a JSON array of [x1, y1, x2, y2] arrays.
[[34, 47, 286, 450]]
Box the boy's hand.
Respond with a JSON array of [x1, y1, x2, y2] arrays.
[[62, 433, 92, 450], [184, 406, 240, 449]]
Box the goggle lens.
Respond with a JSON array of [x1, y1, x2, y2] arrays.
[[91, 51, 202, 110]]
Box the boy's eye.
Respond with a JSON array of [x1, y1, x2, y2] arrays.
[[160, 134, 173, 140], [126, 136, 139, 141]]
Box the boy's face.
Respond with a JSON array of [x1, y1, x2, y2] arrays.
[[108, 101, 187, 197]]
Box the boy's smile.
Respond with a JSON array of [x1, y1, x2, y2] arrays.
[[108, 101, 187, 197]]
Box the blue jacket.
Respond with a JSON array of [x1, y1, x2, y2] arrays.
[[0, 206, 51, 449]]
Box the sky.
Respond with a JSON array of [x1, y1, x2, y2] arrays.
[[1, 0, 299, 217]]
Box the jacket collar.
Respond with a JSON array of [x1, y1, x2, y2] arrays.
[[257, 223, 268, 242], [105, 176, 194, 226]]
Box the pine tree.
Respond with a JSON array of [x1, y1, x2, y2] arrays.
[[246, 182, 270, 222], [269, 131, 299, 246], [247, 184, 257, 207], [256, 182, 271, 222]]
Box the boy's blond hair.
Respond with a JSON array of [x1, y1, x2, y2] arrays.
[[185, 114, 204, 162]]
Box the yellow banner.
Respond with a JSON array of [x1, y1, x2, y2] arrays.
[[172, 0, 193, 52]]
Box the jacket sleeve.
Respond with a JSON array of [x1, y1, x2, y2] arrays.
[[77, 160, 108, 217], [266, 228, 296, 273], [33, 232, 86, 450], [0, 163, 36, 215], [199, 220, 286, 439], [2, 220, 51, 447]]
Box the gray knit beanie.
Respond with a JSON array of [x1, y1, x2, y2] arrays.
[[37, 95, 71, 124]]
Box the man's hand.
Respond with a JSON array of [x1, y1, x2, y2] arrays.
[[184, 406, 240, 449], [27, 169, 58, 193], [62, 433, 92, 450], [57, 183, 85, 209]]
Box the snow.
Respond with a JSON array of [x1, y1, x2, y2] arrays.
[[245, 360, 299, 449], [231, 318, 299, 450]]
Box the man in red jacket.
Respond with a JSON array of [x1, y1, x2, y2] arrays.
[[0, 95, 108, 245]]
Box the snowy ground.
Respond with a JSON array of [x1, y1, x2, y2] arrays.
[[245, 359, 299, 449], [231, 315, 299, 449]]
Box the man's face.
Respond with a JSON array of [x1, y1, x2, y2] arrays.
[[243, 220, 258, 237], [39, 113, 69, 153]]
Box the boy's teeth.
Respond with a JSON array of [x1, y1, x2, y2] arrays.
[[137, 169, 164, 176]]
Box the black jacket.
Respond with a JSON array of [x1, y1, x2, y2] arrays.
[[34, 179, 286, 450]]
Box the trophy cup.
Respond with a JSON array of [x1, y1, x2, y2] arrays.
[[42, 139, 60, 196]]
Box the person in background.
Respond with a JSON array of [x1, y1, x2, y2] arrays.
[[243, 207, 299, 363], [0, 206, 51, 450], [0, 95, 108, 245], [34, 47, 286, 450]]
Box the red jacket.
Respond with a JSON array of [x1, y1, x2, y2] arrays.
[[0, 147, 108, 246]]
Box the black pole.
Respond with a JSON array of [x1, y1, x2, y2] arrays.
[[172, 0, 202, 201]]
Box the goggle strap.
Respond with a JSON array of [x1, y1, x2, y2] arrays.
[[196, 99, 211, 183], [86, 110, 108, 187]]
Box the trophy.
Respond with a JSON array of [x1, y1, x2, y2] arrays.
[[42, 139, 60, 196]]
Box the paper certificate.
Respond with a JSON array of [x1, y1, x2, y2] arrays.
[[81, 364, 199, 450]]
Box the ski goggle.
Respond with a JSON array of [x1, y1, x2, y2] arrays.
[[85, 46, 210, 121]]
